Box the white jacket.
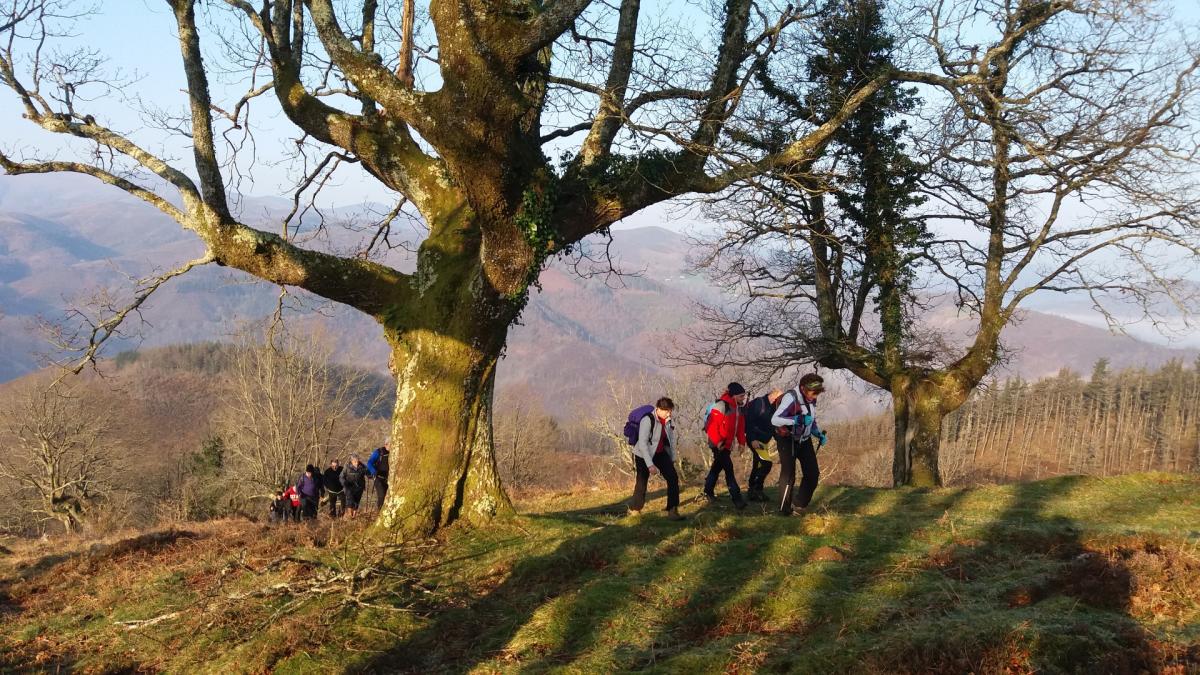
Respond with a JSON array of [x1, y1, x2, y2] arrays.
[[771, 388, 819, 440], [634, 412, 677, 466]]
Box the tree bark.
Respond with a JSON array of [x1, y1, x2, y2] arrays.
[[377, 310, 515, 536], [371, 209, 525, 537], [892, 377, 946, 488]]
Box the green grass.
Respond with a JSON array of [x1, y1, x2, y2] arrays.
[[2, 473, 1199, 673]]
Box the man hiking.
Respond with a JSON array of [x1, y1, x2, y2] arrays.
[[296, 464, 324, 521], [771, 374, 828, 516], [342, 455, 368, 519], [744, 388, 784, 502], [628, 397, 685, 521], [702, 382, 749, 509], [366, 444, 390, 511], [323, 459, 346, 519]]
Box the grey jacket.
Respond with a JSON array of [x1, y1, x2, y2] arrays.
[[633, 413, 677, 466], [342, 462, 369, 489]]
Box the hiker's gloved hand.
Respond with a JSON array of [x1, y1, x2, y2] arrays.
[[814, 430, 827, 446], [794, 414, 813, 427]]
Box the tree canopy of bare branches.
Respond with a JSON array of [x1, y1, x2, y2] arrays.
[[684, 0, 1200, 486], [217, 327, 387, 496]]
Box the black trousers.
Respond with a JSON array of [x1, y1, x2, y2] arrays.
[[374, 477, 389, 510], [327, 489, 345, 518], [776, 435, 819, 514], [749, 446, 773, 492], [630, 451, 680, 511], [300, 495, 320, 520], [703, 443, 743, 502]]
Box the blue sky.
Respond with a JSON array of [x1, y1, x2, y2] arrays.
[[3, 0, 1199, 206]]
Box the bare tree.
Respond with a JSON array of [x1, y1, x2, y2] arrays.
[[216, 327, 387, 498], [492, 385, 561, 489], [0, 380, 120, 533], [0, 0, 902, 536], [684, 0, 1200, 486]]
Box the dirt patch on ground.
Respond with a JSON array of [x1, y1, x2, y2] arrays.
[[808, 546, 849, 563]]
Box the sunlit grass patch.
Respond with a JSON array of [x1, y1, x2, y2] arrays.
[[2, 473, 1198, 672]]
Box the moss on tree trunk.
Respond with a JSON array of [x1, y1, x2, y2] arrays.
[[892, 377, 946, 488], [375, 318, 516, 537], [371, 211, 525, 538]]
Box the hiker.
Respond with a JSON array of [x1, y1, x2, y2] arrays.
[[268, 489, 290, 524], [366, 444, 390, 511], [771, 373, 828, 516], [702, 382, 749, 509], [744, 388, 784, 502], [282, 484, 301, 522], [323, 459, 346, 519], [342, 455, 368, 519], [296, 464, 324, 521], [627, 396, 685, 521]]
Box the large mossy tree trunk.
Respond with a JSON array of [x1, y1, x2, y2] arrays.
[[374, 213, 528, 537], [380, 323, 512, 535]]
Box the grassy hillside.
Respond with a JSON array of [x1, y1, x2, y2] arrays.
[[1, 474, 1198, 673]]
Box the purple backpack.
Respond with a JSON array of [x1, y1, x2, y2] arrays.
[[623, 405, 656, 446]]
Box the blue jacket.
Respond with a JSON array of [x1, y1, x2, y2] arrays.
[[366, 447, 389, 478]]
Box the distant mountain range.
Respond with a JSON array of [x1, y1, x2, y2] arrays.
[[2, 173, 1196, 417]]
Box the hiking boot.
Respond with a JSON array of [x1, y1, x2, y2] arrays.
[[667, 508, 686, 521], [734, 498, 748, 510], [701, 492, 718, 504], [748, 490, 766, 502]]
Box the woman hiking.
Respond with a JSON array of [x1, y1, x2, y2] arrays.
[[342, 455, 368, 519], [628, 397, 685, 521], [771, 374, 828, 516], [744, 388, 784, 502]]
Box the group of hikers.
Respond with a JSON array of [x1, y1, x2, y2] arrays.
[[267, 372, 827, 524], [627, 373, 828, 521], [268, 446, 391, 523]]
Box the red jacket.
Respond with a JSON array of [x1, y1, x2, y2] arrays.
[[705, 393, 747, 450], [282, 486, 301, 507]]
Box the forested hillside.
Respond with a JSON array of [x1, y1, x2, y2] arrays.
[[2, 175, 1196, 417]]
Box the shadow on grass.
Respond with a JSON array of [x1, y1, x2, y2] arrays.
[[756, 476, 1198, 673], [357, 476, 1199, 673], [357, 482, 961, 673], [360, 494, 684, 671]]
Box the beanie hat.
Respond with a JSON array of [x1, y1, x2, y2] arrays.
[[727, 382, 746, 396]]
